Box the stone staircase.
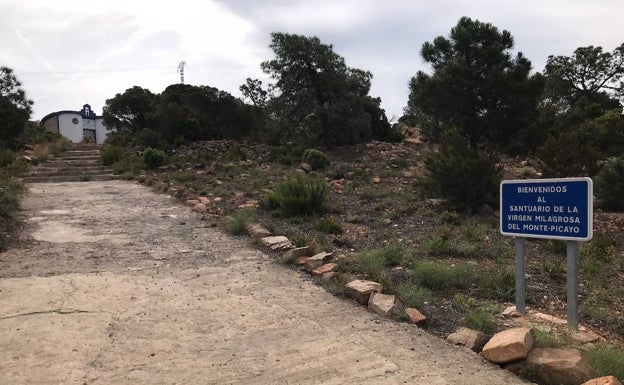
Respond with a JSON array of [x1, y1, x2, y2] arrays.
[[24, 143, 119, 183]]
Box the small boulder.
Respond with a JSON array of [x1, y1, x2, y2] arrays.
[[312, 262, 338, 276], [482, 327, 534, 364], [296, 257, 309, 265], [321, 272, 339, 282], [372, 176, 381, 183], [270, 240, 293, 251], [447, 327, 491, 352], [582, 376, 623, 385], [186, 199, 200, 206], [300, 163, 313, 172], [527, 348, 594, 385], [501, 305, 522, 317], [346, 280, 383, 305], [246, 223, 272, 239], [368, 292, 402, 317], [198, 196, 210, 204], [404, 308, 427, 325], [193, 203, 207, 212]]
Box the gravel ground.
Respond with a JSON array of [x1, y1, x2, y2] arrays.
[[0, 180, 530, 384]]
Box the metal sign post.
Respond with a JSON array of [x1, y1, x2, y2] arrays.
[[500, 178, 592, 330], [515, 237, 526, 314]]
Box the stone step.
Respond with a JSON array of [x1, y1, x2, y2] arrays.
[[23, 174, 120, 183], [50, 154, 100, 161], [34, 165, 111, 172], [25, 143, 119, 183], [28, 169, 115, 177]]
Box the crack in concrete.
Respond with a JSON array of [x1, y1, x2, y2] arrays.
[[0, 309, 96, 320]]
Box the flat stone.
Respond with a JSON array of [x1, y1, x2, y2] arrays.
[[531, 312, 567, 325], [186, 199, 199, 206], [527, 348, 594, 385], [312, 263, 338, 276], [270, 240, 293, 251], [282, 247, 312, 261], [570, 329, 604, 344], [346, 280, 383, 305], [482, 327, 534, 364], [246, 223, 272, 239], [296, 257, 309, 265], [261, 236, 289, 247], [447, 327, 491, 352], [582, 376, 623, 385], [404, 308, 427, 325], [502, 305, 522, 317], [372, 176, 381, 183], [368, 292, 402, 317], [198, 196, 210, 204], [300, 162, 312, 172], [304, 252, 333, 271]]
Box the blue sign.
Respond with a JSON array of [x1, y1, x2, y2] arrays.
[[500, 178, 593, 241]]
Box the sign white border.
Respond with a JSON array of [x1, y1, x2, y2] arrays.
[[500, 177, 593, 241]]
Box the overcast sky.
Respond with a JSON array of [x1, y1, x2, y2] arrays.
[[2, 0, 623, 122]]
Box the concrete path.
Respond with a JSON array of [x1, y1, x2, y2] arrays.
[[0, 181, 528, 384]]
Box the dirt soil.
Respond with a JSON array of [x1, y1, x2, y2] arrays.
[[0, 180, 529, 384]]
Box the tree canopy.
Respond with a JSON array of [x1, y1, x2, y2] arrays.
[[261, 32, 392, 146], [544, 43, 624, 111], [406, 17, 544, 149], [0, 66, 33, 149]]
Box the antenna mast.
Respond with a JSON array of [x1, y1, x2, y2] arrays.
[[177, 61, 186, 84]]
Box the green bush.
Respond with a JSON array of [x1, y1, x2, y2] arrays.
[[453, 294, 498, 334], [394, 282, 432, 309], [0, 149, 15, 167], [100, 145, 123, 166], [410, 260, 476, 291], [224, 209, 256, 235], [537, 131, 601, 177], [302, 148, 329, 170], [313, 217, 343, 234], [143, 147, 166, 169], [269, 174, 329, 217], [423, 128, 501, 210], [595, 157, 624, 211]]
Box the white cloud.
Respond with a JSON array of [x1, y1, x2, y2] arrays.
[[1, 0, 622, 121]]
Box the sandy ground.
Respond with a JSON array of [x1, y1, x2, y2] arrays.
[[0, 181, 529, 384]]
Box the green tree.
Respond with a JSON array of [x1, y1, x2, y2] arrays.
[[0, 67, 33, 149], [406, 17, 544, 150], [261, 32, 390, 146], [239, 78, 267, 108], [103, 86, 156, 134], [544, 43, 624, 111]]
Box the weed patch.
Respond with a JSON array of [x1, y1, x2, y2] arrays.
[[224, 208, 256, 235]]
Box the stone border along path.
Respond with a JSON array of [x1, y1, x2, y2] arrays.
[[0, 180, 529, 384]]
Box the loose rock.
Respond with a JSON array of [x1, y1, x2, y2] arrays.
[[346, 280, 383, 305], [368, 292, 402, 317], [482, 327, 534, 364], [582, 376, 623, 385], [404, 308, 427, 325], [447, 327, 491, 352], [527, 348, 594, 385], [312, 263, 338, 276]]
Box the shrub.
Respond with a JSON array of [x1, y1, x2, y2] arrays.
[[302, 148, 329, 170], [143, 147, 166, 169], [595, 157, 624, 211], [410, 260, 476, 291], [537, 131, 601, 177], [423, 128, 501, 210], [453, 294, 497, 334], [313, 217, 343, 234], [269, 174, 329, 217], [226, 145, 247, 161], [0, 149, 15, 167], [100, 145, 123, 166], [394, 282, 432, 309], [224, 209, 256, 235], [585, 344, 624, 379]]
